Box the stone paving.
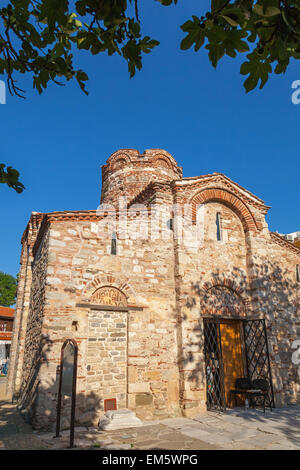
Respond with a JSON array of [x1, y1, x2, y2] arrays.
[[160, 406, 300, 450], [0, 378, 299, 450], [36, 424, 219, 451]]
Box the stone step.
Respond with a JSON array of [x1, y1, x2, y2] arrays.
[[98, 409, 143, 431]]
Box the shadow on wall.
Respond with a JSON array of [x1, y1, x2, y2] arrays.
[[18, 373, 104, 432], [179, 261, 300, 405], [16, 333, 53, 425], [14, 333, 104, 431]]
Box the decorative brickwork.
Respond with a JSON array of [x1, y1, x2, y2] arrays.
[[91, 287, 127, 306]]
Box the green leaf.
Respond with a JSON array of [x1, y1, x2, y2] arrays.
[[180, 17, 205, 52], [76, 70, 88, 81], [222, 15, 239, 27], [0, 164, 25, 193], [223, 29, 249, 57], [139, 37, 160, 54], [240, 52, 272, 91], [211, 0, 229, 12], [253, 4, 281, 17], [205, 43, 225, 67], [206, 25, 227, 44], [274, 60, 289, 74]]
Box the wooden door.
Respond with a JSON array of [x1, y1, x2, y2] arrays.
[[220, 320, 245, 407]]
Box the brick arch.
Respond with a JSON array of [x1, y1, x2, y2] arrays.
[[111, 154, 132, 172], [82, 273, 136, 304], [105, 151, 134, 172], [190, 188, 259, 232], [201, 279, 250, 318], [201, 277, 250, 317], [203, 277, 250, 305], [113, 157, 127, 170], [147, 149, 180, 169], [152, 155, 172, 169], [107, 150, 133, 164]]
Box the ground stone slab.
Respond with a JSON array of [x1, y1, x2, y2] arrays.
[[98, 409, 143, 431]]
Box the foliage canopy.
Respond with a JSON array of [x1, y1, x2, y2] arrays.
[[1, 0, 300, 191], [0, 272, 17, 307]]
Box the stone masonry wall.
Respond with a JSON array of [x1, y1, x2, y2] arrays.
[[17, 229, 49, 423], [87, 309, 127, 410], [7, 213, 44, 399], [13, 209, 179, 429], [252, 234, 300, 405]]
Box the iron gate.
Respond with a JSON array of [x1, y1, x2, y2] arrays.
[[204, 319, 226, 411], [243, 319, 275, 409], [204, 317, 275, 411]]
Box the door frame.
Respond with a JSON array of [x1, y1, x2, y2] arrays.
[[203, 316, 275, 411]]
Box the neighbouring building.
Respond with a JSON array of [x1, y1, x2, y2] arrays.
[[7, 149, 300, 430], [284, 231, 300, 248], [0, 306, 14, 374]]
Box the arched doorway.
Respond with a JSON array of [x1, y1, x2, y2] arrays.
[[202, 285, 247, 410], [87, 286, 128, 413], [202, 284, 274, 411]]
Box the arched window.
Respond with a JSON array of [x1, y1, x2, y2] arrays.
[[111, 232, 117, 255], [216, 212, 222, 241], [167, 218, 174, 231], [296, 264, 300, 283]]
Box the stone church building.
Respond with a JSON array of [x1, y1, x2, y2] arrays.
[[7, 149, 300, 430]]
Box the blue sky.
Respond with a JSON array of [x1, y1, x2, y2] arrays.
[[0, 0, 299, 277]]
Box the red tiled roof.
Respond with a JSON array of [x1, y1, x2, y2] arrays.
[[0, 306, 15, 318], [0, 332, 12, 340]]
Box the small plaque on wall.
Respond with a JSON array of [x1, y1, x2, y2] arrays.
[[104, 398, 117, 412]]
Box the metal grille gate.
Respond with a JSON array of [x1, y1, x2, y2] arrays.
[[204, 317, 275, 411], [243, 319, 275, 409], [204, 319, 226, 411]]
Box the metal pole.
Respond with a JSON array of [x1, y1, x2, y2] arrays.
[[217, 322, 226, 412], [263, 319, 275, 409], [69, 340, 78, 448], [55, 342, 65, 438], [55, 339, 79, 447]]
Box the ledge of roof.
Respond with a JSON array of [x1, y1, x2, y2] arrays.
[[0, 306, 14, 318], [175, 173, 269, 208], [270, 232, 300, 255]]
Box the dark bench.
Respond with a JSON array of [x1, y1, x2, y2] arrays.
[[230, 378, 271, 413]]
